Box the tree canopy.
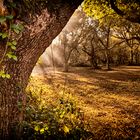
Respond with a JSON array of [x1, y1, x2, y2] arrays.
[[83, 0, 140, 23]]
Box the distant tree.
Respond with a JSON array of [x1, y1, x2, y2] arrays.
[[81, 20, 100, 69], [81, 18, 123, 70], [113, 21, 140, 65], [58, 9, 85, 72]]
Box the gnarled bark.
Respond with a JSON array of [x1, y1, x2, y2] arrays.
[[0, 0, 83, 139]]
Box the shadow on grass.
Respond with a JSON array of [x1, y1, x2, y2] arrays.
[[30, 66, 140, 140]]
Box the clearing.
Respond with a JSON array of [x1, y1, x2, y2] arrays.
[[29, 66, 140, 139]]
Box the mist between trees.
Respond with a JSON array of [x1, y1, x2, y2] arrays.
[[38, 8, 140, 72]]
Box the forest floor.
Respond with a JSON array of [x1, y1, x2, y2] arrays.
[[28, 66, 140, 139]]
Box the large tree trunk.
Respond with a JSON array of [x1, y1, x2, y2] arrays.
[[64, 61, 69, 72], [0, 0, 82, 139], [90, 43, 98, 69]]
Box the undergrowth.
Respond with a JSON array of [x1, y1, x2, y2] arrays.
[[22, 66, 140, 140], [22, 77, 93, 140]]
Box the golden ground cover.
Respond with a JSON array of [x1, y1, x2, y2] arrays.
[[28, 66, 140, 139]]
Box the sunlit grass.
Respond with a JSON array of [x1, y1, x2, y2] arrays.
[[28, 66, 140, 139]]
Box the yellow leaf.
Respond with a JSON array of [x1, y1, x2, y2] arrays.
[[63, 125, 69, 133], [44, 125, 49, 131], [40, 128, 45, 134], [71, 114, 75, 119], [34, 125, 40, 131]]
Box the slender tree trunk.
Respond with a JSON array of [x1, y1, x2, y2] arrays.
[[105, 50, 111, 70], [135, 47, 139, 65], [64, 61, 69, 72], [89, 39, 98, 69], [90, 56, 98, 69], [130, 47, 134, 64], [0, 1, 82, 139], [63, 44, 69, 72]]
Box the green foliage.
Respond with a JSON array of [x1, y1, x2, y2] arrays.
[[0, 32, 8, 39], [0, 70, 10, 79], [83, 0, 113, 19], [6, 51, 17, 61], [5, 15, 14, 20], [22, 82, 93, 139], [0, 14, 13, 24], [11, 24, 24, 34], [23, 97, 87, 139], [83, 0, 140, 23], [0, 16, 7, 24], [0, 13, 24, 78], [7, 41, 17, 50]]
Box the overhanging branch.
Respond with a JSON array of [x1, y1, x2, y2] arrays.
[[110, 0, 140, 24]]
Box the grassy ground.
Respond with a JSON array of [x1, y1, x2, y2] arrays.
[[28, 66, 140, 139]]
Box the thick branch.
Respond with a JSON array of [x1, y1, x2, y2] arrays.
[[110, 0, 140, 24]]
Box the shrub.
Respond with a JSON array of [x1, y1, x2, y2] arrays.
[[22, 86, 93, 140]]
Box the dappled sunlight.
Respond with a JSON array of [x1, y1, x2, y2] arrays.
[[29, 66, 140, 138], [76, 92, 140, 121]]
